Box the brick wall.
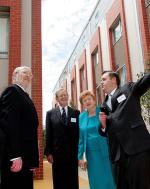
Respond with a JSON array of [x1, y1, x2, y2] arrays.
[[32, 0, 43, 179], [0, 0, 43, 179], [0, 0, 21, 81]]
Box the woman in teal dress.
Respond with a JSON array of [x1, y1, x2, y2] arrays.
[[78, 90, 116, 189]]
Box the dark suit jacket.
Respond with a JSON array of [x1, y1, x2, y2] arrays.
[[0, 84, 39, 168], [0, 95, 6, 168], [99, 73, 150, 162], [45, 106, 80, 159], [0, 127, 6, 168]]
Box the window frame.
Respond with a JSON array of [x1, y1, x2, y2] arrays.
[[116, 64, 127, 86], [145, 0, 150, 7], [0, 12, 10, 59], [112, 20, 122, 45]]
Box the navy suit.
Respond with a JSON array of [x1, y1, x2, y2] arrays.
[[45, 106, 80, 189]]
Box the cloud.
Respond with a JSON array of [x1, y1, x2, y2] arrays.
[[42, 0, 98, 126]]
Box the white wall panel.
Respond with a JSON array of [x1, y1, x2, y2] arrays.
[[124, 0, 144, 81]]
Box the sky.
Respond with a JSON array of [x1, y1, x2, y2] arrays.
[[42, 0, 98, 125]]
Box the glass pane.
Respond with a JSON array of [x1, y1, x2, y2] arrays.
[[96, 85, 101, 105], [145, 0, 150, 7], [117, 65, 127, 86], [0, 17, 9, 58], [71, 80, 77, 107], [113, 37, 125, 68], [113, 21, 122, 44], [146, 4, 150, 32], [81, 67, 86, 91], [93, 51, 101, 86]]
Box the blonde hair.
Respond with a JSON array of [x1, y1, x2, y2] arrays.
[[79, 90, 95, 104]]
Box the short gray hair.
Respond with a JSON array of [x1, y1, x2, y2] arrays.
[[55, 88, 68, 98], [12, 66, 31, 84]]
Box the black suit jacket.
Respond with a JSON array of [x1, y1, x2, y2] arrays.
[[45, 106, 80, 159], [0, 84, 39, 168], [0, 127, 6, 168], [99, 73, 150, 162]]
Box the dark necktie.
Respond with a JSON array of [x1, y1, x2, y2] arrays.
[[62, 107, 67, 125]]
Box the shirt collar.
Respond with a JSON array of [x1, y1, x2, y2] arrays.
[[109, 88, 117, 96], [15, 84, 26, 93], [58, 105, 68, 115]]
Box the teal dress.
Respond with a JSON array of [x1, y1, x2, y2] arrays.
[[78, 107, 116, 189]]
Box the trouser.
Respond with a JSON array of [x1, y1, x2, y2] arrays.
[[115, 149, 150, 189]]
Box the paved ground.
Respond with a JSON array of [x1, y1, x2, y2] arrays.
[[34, 161, 89, 189]]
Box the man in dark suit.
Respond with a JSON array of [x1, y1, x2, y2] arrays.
[[45, 88, 80, 189], [99, 71, 150, 189], [0, 66, 39, 189]]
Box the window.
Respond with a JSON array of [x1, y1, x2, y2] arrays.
[[145, 0, 150, 6], [117, 65, 127, 86], [93, 50, 100, 86], [71, 80, 77, 108], [80, 66, 86, 92], [111, 18, 127, 84], [93, 50, 101, 105], [112, 20, 122, 44], [0, 12, 9, 58], [145, 0, 150, 32], [94, 50, 99, 65], [111, 19, 126, 71]]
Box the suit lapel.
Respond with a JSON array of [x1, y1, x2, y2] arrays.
[[103, 96, 112, 112], [55, 107, 62, 121], [55, 106, 74, 126], [13, 85, 38, 124], [67, 106, 73, 123]]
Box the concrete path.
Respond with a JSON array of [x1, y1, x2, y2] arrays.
[[34, 161, 89, 189]]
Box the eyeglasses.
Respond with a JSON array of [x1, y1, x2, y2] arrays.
[[22, 71, 33, 77]]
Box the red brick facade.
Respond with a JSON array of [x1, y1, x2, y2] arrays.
[[0, 0, 43, 179], [32, 0, 43, 179], [0, 0, 21, 81]]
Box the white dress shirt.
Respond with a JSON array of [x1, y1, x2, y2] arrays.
[[106, 88, 117, 110], [59, 106, 68, 117]]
